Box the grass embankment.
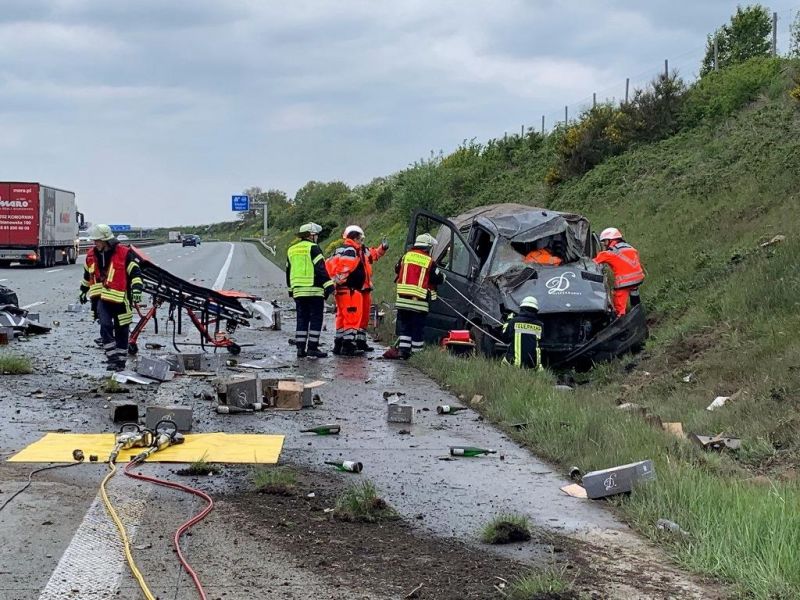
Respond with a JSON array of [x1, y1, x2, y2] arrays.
[[180, 59, 800, 596]]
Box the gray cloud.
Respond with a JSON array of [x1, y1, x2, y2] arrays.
[[1, 1, 797, 225]]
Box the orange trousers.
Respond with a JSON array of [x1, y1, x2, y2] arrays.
[[612, 287, 639, 316], [334, 288, 363, 340], [359, 291, 372, 330]]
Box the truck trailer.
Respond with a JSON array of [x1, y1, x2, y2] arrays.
[[0, 182, 83, 267]]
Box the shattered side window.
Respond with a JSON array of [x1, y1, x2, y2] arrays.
[[433, 225, 470, 276]]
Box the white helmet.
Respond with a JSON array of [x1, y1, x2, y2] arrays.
[[299, 222, 323, 235], [599, 227, 623, 242], [414, 233, 438, 248], [343, 225, 364, 238], [520, 296, 539, 311], [89, 224, 115, 241]]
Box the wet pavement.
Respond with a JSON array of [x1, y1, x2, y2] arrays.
[[0, 243, 719, 599]]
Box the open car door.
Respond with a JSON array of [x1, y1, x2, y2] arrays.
[[406, 209, 480, 343]]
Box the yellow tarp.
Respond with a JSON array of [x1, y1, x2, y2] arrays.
[[8, 433, 284, 464]]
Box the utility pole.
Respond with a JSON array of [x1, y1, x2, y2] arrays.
[[564, 105, 568, 126], [541, 115, 545, 134], [714, 37, 719, 71], [625, 78, 630, 104], [773, 12, 778, 56]]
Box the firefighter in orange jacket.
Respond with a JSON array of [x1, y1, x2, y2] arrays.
[[346, 225, 388, 353], [79, 224, 143, 371], [326, 228, 367, 356], [391, 233, 444, 359], [593, 227, 645, 317]]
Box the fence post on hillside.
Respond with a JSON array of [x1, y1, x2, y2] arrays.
[[714, 38, 719, 71], [772, 12, 778, 56], [564, 105, 568, 126], [541, 115, 545, 134], [625, 78, 630, 104]]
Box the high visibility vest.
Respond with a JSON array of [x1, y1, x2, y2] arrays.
[[82, 251, 104, 299], [524, 248, 562, 266], [594, 242, 645, 289], [98, 244, 135, 304], [395, 249, 436, 313], [288, 240, 325, 297]]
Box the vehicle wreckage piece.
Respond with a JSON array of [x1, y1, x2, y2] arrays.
[[0, 303, 51, 335], [128, 247, 257, 355], [406, 204, 648, 366]]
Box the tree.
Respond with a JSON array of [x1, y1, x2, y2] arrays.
[[790, 10, 800, 58], [701, 5, 772, 76]]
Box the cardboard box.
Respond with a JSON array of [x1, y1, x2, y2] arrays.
[[275, 380, 304, 410], [146, 405, 193, 432], [581, 459, 655, 499], [387, 403, 413, 423]]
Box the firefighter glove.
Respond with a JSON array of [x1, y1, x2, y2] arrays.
[[381, 237, 389, 250], [79, 291, 88, 305], [131, 289, 143, 304]]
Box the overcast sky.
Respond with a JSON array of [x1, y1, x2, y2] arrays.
[[1, 1, 797, 227]]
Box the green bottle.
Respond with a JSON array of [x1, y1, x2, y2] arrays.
[[449, 446, 497, 457], [437, 405, 469, 415], [301, 424, 341, 435], [216, 405, 253, 414], [325, 460, 363, 473]]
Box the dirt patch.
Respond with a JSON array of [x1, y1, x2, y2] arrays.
[[665, 328, 723, 363], [224, 468, 593, 600]]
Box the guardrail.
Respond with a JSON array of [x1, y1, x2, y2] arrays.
[[242, 238, 276, 255], [78, 238, 164, 253]]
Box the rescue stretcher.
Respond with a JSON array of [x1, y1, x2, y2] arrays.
[[128, 247, 258, 355]]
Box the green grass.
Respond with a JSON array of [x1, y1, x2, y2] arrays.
[[102, 376, 126, 393], [480, 513, 532, 544], [180, 456, 223, 476], [414, 351, 800, 599], [252, 465, 297, 494], [506, 566, 573, 599], [333, 480, 399, 523], [0, 354, 33, 375]]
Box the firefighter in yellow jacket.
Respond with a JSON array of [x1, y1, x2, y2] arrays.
[[79, 224, 143, 371], [286, 222, 333, 358]]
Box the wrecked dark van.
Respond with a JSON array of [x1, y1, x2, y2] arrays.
[[406, 204, 647, 366]]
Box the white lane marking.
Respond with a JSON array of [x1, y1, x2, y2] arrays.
[[167, 259, 173, 262], [21, 301, 45, 309], [38, 480, 147, 599], [213, 243, 235, 291], [46, 269, 63, 273], [0, 278, 7, 282]]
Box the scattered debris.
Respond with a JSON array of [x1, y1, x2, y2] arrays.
[[111, 371, 156, 385], [760, 234, 785, 248], [469, 394, 484, 406], [450, 446, 496, 457], [388, 403, 413, 423], [559, 483, 588, 499], [325, 460, 363, 473], [706, 396, 730, 411], [617, 402, 646, 416], [89, 455, 98, 462], [145, 405, 193, 431], [136, 356, 174, 382], [382, 391, 407, 401], [580, 459, 656, 499], [404, 583, 424, 599], [656, 518, 689, 536], [568, 466, 583, 482], [554, 384, 574, 392], [110, 401, 138, 423], [300, 424, 340, 435], [72, 449, 84, 462], [662, 422, 685, 438], [436, 404, 468, 415], [689, 433, 741, 451], [682, 373, 694, 383]]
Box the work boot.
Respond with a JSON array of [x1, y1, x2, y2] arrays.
[[356, 339, 374, 353], [399, 349, 412, 360], [296, 346, 307, 359], [340, 340, 358, 356], [106, 358, 126, 372], [332, 338, 343, 355], [306, 343, 328, 359]]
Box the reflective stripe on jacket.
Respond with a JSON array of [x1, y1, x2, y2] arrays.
[[81, 251, 104, 298], [502, 311, 543, 369], [286, 240, 333, 298], [593, 241, 645, 289], [395, 249, 437, 313]]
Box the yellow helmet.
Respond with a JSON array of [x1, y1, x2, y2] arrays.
[[89, 224, 114, 241]]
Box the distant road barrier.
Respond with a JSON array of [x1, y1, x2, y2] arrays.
[[78, 238, 163, 253], [242, 238, 276, 256]]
